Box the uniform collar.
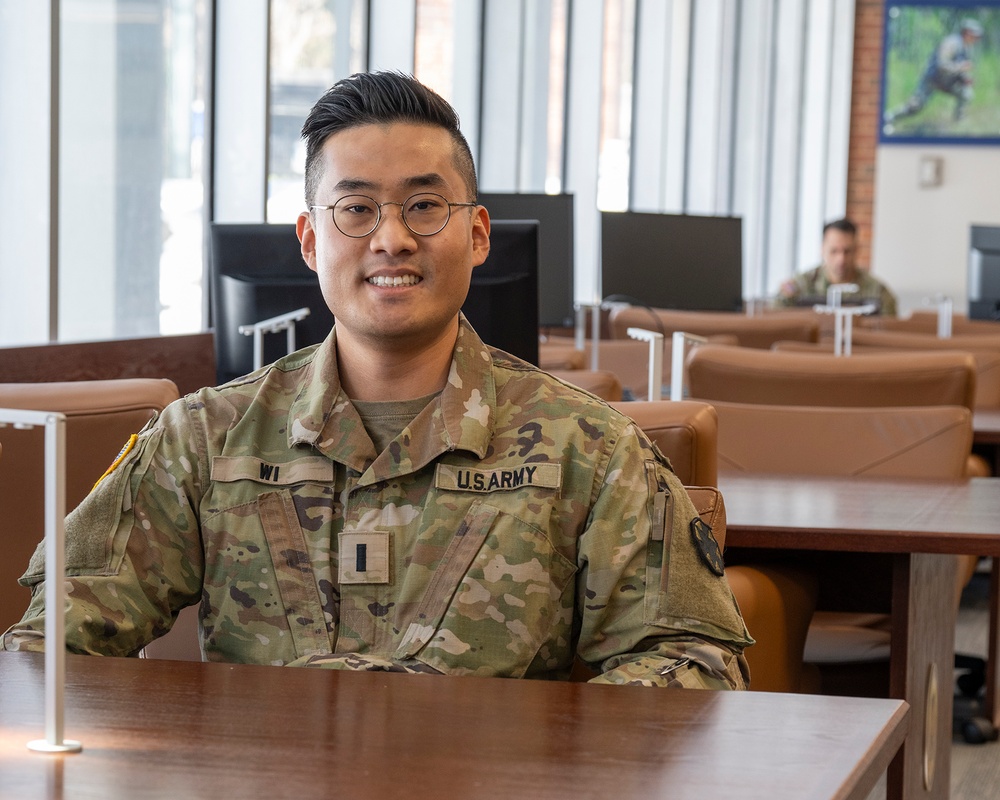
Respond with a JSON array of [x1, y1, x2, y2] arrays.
[[287, 315, 496, 474]]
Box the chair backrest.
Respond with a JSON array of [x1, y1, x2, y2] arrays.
[[610, 400, 718, 486], [860, 310, 1000, 337], [0, 378, 180, 633], [711, 401, 972, 478], [608, 307, 820, 349], [851, 328, 1000, 352], [687, 343, 977, 411], [772, 335, 1000, 410]]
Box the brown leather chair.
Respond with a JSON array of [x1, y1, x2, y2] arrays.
[[611, 400, 818, 693], [708, 398, 977, 694], [847, 330, 1000, 410], [610, 400, 719, 484], [712, 402, 973, 478], [607, 307, 820, 349], [687, 343, 977, 410], [0, 379, 180, 634], [860, 310, 1000, 337]]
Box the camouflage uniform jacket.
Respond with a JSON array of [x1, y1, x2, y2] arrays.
[[778, 265, 898, 316], [3, 317, 751, 688]]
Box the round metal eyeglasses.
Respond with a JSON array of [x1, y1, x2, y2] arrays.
[[310, 192, 478, 238]]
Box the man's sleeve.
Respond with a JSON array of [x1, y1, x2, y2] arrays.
[[879, 283, 899, 317], [1, 402, 204, 657], [575, 424, 753, 689]]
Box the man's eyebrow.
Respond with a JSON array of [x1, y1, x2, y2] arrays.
[[332, 174, 449, 195], [402, 173, 448, 190], [333, 178, 377, 193]]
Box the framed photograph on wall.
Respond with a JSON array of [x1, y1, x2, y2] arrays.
[[880, 2, 1000, 144]]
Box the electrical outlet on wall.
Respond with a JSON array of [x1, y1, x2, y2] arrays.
[[918, 155, 943, 188]]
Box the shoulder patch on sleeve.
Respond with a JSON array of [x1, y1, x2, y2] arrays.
[[690, 517, 725, 576], [91, 434, 139, 493]]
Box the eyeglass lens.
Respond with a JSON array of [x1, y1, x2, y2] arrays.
[[333, 193, 453, 237]]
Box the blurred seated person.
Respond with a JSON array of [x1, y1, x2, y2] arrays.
[[776, 218, 898, 316]]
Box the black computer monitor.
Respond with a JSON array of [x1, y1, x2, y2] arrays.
[[477, 192, 574, 328], [969, 225, 1000, 322], [600, 211, 743, 312], [209, 223, 332, 383], [462, 220, 539, 365]]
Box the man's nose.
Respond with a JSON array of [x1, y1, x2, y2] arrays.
[[369, 205, 416, 252]]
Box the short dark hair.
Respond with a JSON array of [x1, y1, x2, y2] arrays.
[[823, 218, 857, 238], [301, 71, 477, 205]]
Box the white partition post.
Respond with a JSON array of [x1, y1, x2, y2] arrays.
[[669, 331, 709, 401], [0, 408, 82, 754], [925, 294, 953, 339], [574, 302, 603, 371], [825, 282, 859, 309], [813, 303, 876, 356], [238, 307, 311, 370], [626, 327, 664, 401]]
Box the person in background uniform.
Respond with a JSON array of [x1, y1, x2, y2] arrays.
[[776, 217, 898, 316], [885, 18, 984, 125], [3, 71, 751, 689]]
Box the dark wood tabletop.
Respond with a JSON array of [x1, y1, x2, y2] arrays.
[[0, 651, 907, 800], [973, 408, 1000, 445], [719, 475, 1000, 555]]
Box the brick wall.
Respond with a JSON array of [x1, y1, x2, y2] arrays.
[[847, 0, 884, 270]]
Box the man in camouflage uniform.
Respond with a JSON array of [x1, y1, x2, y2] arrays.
[[885, 18, 984, 126], [3, 72, 751, 688], [776, 218, 898, 317]]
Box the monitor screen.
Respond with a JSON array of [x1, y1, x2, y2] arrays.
[[211, 221, 540, 380], [970, 225, 1000, 322], [477, 192, 574, 328], [462, 220, 539, 365], [600, 212, 743, 312], [209, 223, 332, 383]]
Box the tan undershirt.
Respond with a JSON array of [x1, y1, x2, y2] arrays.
[[351, 392, 441, 454]]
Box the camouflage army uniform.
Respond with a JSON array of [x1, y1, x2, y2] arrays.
[[777, 266, 898, 317], [3, 317, 751, 688]]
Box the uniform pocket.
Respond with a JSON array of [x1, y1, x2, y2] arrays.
[[256, 489, 334, 658]]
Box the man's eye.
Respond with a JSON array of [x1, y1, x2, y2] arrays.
[[343, 204, 375, 215], [408, 198, 443, 213]]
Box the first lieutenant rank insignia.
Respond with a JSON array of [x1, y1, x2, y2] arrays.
[[339, 530, 391, 585]]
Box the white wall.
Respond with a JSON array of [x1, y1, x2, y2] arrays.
[[872, 145, 1000, 316]]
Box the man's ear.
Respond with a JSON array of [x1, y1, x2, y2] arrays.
[[297, 211, 318, 273], [470, 205, 491, 268]]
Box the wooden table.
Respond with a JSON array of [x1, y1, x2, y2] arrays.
[[719, 474, 1000, 800], [0, 651, 907, 800]]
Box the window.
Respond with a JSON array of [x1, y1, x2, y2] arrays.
[[267, 0, 367, 223], [59, 0, 209, 341]]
